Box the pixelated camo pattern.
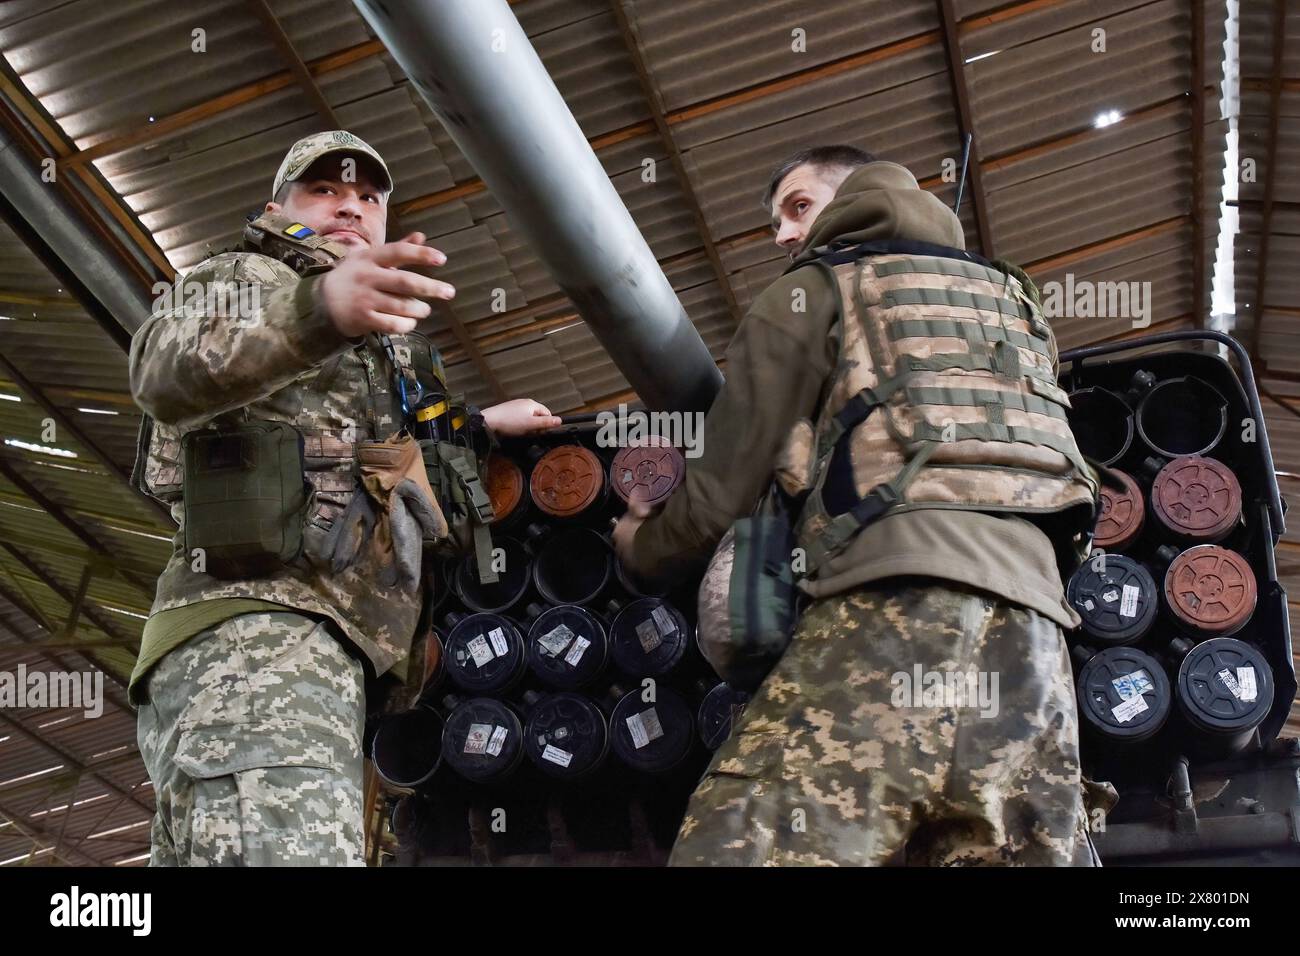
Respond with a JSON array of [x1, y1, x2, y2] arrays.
[[671, 582, 1097, 866], [136, 611, 365, 866]]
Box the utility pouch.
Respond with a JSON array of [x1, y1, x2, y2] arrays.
[[182, 420, 310, 578], [697, 486, 803, 691], [423, 439, 498, 584]]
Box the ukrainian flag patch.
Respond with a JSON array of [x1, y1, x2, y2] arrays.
[[284, 222, 314, 239]]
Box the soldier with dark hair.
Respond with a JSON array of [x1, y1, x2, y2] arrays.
[[615, 147, 1107, 866], [131, 131, 561, 866], [761, 144, 879, 220]]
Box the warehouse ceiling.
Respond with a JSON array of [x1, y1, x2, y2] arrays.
[[0, 0, 1286, 866]]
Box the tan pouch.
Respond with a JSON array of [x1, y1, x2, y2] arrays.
[[356, 432, 449, 542]]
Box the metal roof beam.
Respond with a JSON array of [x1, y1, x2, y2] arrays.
[[437, 303, 508, 404], [610, 0, 742, 328], [0, 356, 174, 528], [0, 63, 173, 281], [0, 514, 164, 583], [0, 797, 107, 866], [1242, 78, 1300, 91], [56, 40, 384, 172], [0, 98, 160, 334], [982, 90, 1217, 168], [0, 545, 140, 664], [61, 564, 92, 639], [0, 711, 151, 817], [937, 0, 995, 255], [0, 290, 74, 308], [243, 0, 341, 129], [1024, 216, 1189, 273], [0, 456, 157, 599], [0, 562, 56, 633]]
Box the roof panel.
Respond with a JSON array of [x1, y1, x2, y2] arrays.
[[0, 0, 1272, 867]]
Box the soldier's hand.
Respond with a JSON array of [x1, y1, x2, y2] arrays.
[[320, 231, 456, 338], [481, 398, 563, 437], [611, 499, 654, 567]]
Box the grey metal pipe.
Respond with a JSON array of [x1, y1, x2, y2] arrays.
[[0, 123, 153, 340], [353, 0, 724, 413]]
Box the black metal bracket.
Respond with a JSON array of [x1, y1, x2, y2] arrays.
[[1168, 756, 1199, 835]]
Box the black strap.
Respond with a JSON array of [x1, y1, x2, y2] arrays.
[[846, 484, 899, 528], [803, 238, 997, 271], [832, 386, 886, 434], [823, 368, 916, 449]]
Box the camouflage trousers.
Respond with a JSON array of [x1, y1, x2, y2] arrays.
[[671, 580, 1097, 866], [136, 611, 367, 866]]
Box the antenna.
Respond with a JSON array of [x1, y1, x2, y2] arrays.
[[954, 132, 972, 215]]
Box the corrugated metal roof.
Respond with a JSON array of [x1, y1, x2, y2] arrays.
[[0, 0, 1273, 865], [1234, 0, 1297, 363], [1235, 0, 1299, 736]]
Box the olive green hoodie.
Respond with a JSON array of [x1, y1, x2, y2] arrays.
[[627, 161, 1081, 629]]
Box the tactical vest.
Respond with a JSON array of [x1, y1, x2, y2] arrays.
[[792, 240, 1099, 574]]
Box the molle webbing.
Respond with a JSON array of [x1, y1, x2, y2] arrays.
[[888, 318, 1051, 357], [880, 286, 1027, 321], [793, 243, 1097, 573], [871, 255, 1005, 283], [904, 386, 1067, 419]]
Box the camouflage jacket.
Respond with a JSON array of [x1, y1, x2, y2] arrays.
[[130, 249, 430, 682]]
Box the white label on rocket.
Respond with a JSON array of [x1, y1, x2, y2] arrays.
[[1218, 668, 1242, 699], [635, 619, 662, 653], [564, 636, 591, 667], [542, 744, 574, 767], [1111, 693, 1149, 723], [537, 623, 575, 657], [467, 636, 495, 669], [626, 708, 665, 749], [1236, 666, 1258, 703], [464, 723, 493, 754], [1119, 584, 1140, 618], [651, 605, 677, 636]]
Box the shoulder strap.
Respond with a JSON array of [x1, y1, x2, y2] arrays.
[[797, 238, 996, 271], [242, 213, 348, 276]]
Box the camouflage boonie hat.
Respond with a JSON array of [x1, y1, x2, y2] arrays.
[[272, 130, 393, 200]]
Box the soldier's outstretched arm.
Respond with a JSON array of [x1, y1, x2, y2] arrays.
[[619, 267, 838, 584], [129, 254, 360, 427], [130, 233, 453, 427]]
